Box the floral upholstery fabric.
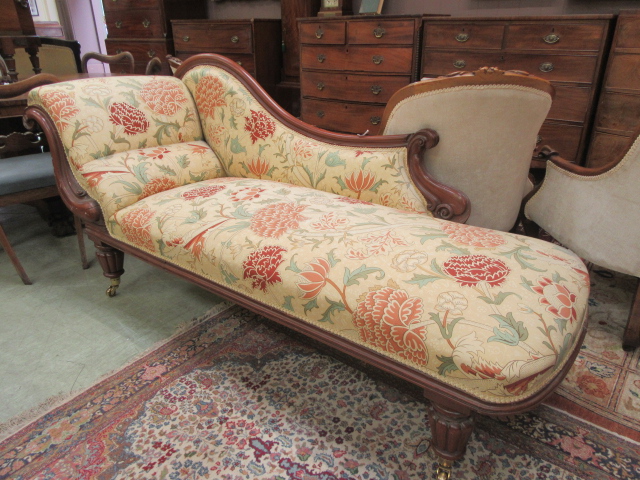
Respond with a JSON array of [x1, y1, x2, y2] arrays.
[[28, 76, 208, 193], [108, 177, 590, 403], [181, 66, 432, 215]]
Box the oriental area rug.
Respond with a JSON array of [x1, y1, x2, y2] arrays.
[[0, 270, 638, 480]]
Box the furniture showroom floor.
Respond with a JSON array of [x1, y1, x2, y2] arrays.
[[0, 204, 224, 423]]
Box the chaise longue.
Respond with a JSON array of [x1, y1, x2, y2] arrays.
[[24, 54, 590, 478]]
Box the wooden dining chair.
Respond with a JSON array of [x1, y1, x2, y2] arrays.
[[81, 51, 135, 74], [166, 55, 182, 74], [145, 56, 163, 75], [1, 73, 88, 284]]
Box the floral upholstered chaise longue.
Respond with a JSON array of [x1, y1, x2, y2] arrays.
[[25, 54, 590, 478]]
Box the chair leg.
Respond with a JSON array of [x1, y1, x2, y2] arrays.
[[93, 241, 124, 297], [622, 278, 640, 351], [74, 216, 90, 269], [427, 401, 475, 479], [0, 224, 32, 285]]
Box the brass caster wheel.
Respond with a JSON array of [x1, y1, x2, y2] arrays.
[[436, 459, 452, 480], [106, 278, 120, 297]]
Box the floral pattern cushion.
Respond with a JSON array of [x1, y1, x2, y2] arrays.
[[107, 177, 590, 403], [28, 76, 205, 192], [181, 66, 432, 215]]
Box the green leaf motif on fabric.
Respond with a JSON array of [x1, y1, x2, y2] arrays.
[[282, 296, 295, 312], [478, 291, 519, 305], [520, 275, 535, 293], [138, 138, 148, 149], [114, 180, 142, 195], [153, 120, 180, 145], [499, 246, 546, 272], [189, 172, 206, 182], [413, 232, 449, 244], [555, 317, 568, 334], [488, 312, 529, 345], [368, 179, 388, 193], [343, 265, 384, 287], [158, 165, 177, 177], [430, 312, 462, 339], [324, 151, 346, 168], [436, 241, 471, 256], [221, 264, 239, 285], [132, 162, 150, 183], [110, 130, 131, 147], [406, 274, 441, 288], [437, 355, 459, 376], [303, 298, 318, 313], [80, 96, 107, 111], [231, 205, 253, 219], [185, 208, 207, 224], [258, 144, 269, 157], [320, 298, 345, 323], [334, 176, 348, 191], [176, 155, 190, 168], [229, 115, 238, 130], [327, 249, 340, 267], [552, 271, 567, 284], [230, 137, 247, 154], [157, 238, 166, 256]]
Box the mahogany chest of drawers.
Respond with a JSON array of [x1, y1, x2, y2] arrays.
[[586, 10, 640, 167], [298, 15, 421, 135], [102, 0, 207, 75], [172, 19, 282, 100], [421, 15, 614, 165]]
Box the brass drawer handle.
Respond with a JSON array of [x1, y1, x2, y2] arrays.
[[115, 20, 123, 28], [370, 85, 382, 95], [373, 27, 386, 38], [370, 116, 381, 125], [116, 49, 123, 54], [372, 55, 383, 65], [317, 82, 325, 91], [148, 49, 156, 58], [237, 61, 242, 66], [317, 54, 326, 63], [536, 135, 543, 144], [455, 32, 469, 43], [543, 33, 560, 44], [182, 35, 190, 42], [231, 35, 239, 44], [539, 62, 554, 73], [453, 59, 466, 69], [315, 28, 324, 39], [142, 19, 151, 28], [317, 110, 325, 118]]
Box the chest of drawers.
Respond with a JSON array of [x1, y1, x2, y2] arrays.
[[299, 15, 421, 135], [102, 0, 207, 75], [172, 19, 282, 100], [421, 15, 614, 165]]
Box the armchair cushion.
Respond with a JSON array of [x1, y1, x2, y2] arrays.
[[0, 152, 55, 195]]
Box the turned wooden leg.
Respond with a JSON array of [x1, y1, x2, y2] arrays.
[[0, 224, 32, 285], [428, 402, 475, 480], [623, 279, 640, 351], [74, 216, 90, 270], [93, 241, 124, 297]]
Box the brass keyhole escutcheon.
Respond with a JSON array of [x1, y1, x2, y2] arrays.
[[455, 33, 469, 42], [183, 36, 190, 42], [142, 19, 151, 28], [543, 33, 560, 44], [115, 20, 123, 28], [373, 27, 386, 38], [453, 59, 466, 69], [148, 50, 155, 58], [315, 28, 324, 39], [371, 85, 382, 95], [317, 82, 325, 91], [231, 36, 239, 43], [539, 62, 554, 73], [372, 55, 383, 65], [370, 116, 381, 125], [317, 54, 326, 63], [317, 111, 325, 118]]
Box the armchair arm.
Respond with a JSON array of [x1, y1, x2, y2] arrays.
[[536, 144, 621, 177]]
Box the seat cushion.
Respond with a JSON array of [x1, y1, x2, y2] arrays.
[[0, 152, 55, 196], [107, 177, 590, 403]]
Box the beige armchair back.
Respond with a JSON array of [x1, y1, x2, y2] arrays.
[[381, 68, 553, 231]]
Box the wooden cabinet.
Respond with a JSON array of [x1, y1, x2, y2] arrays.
[[102, 0, 207, 75], [299, 15, 421, 134], [587, 10, 640, 168], [421, 15, 614, 165], [171, 19, 282, 99]]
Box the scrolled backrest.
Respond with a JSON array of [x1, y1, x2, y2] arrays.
[[382, 68, 554, 231], [180, 64, 432, 215]]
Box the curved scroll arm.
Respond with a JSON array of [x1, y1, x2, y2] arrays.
[[81, 51, 135, 74], [23, 105, 102, 223], [407, 129, 471, 223]]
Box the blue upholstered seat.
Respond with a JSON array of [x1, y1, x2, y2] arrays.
[[0, 152, 55, 196]]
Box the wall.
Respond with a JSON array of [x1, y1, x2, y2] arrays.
[[208, 0, 280, 19], [30, 0, 60, 22]]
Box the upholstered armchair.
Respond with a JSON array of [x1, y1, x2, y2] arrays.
[[524, 136, 640, 350], [380, 68, 554, 231]]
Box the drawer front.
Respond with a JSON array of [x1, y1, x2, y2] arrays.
[[587, 132, 633, 168], [506, 23, 606, 51], [301, 71, 411, 103], [422, 51, 505, 76], [103, 0, 159, 12], [548, 85, 591, 123], [106, 10, 164, 38], [505, 54, 598, 83], [105, 40, 169, 74], [348, 19, 415, 45], [175, 53, 256, 75], [301, 46, 414, 74], [423, 24, 505, 49], [615, 15, 640, 49], [301, 99, 384, 134], [173, 23, 253, 54], [299, 21, 346, 45], [536, 122, 583, 163], [603, 54, 640, 91], [594, 92, 640, 134]]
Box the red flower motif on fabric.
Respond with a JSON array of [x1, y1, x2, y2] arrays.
[[443, 255, 510, 287], [230, 187, 265, 202], [442, 223, 507, 248], [141, 177, 179, 200], [353, 287, 427, 365], [344, 170, 376, 198], [532, 277, 578, 323], [182, 184, 226, 200], [140, 147, 171, 160], [40, 90, 80, 131], [244, 110, 276, 144], [108, 102, 150, 135], [195, 76, 226, 117], [247, 158, 270, 177], [297, 258, 331, 299], [337, 197, 373, 206], [242, 246, 286, 292], [120, 206, 155, 251], [188, 143, 211, 156], [577, 373, 611, 398], [139, 79, 188, 116], [250, 203, 307, 238]]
